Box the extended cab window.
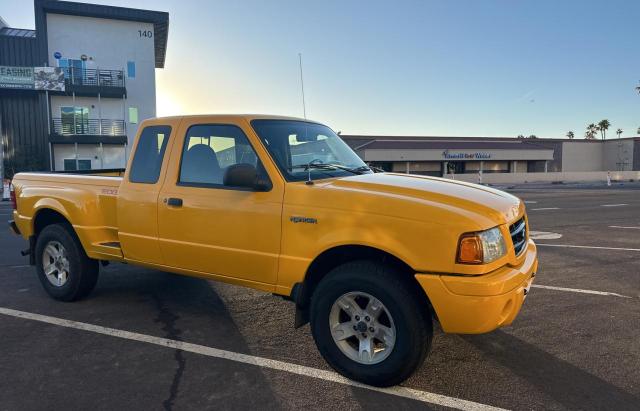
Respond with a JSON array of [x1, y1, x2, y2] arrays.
[[179, 124, 261, 186], [129, 125, 171, 184]]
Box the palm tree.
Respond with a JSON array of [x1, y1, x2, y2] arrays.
[[597, 119, 610, 139], [616, 128, 623, 138], [585, 123, 598, 139], [636, 81, 640, 94], [566, 131, 575, 139]]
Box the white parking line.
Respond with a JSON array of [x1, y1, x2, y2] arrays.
[[532, 284, 632, 299], [609, 226, 640, 230], [0, 306, 505, 411], [601, 204, 628, 207], [530, 207, 560, 211], [537, 244, 640, 252], [529, 231, 562, 240]]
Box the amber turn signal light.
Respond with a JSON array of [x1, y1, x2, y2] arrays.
[[457, 234, 483, 264]]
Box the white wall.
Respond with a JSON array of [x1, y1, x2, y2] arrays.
[[103, 145, 127, 168], [53, 144, 126, 170], [46, 13, 157, 157], [561, 142, 603, 171], [603, 140, 634, 171]]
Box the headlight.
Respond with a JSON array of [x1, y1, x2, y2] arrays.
[[457, 227, 507, 264]]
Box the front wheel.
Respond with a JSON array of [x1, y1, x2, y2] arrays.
[[35, 224, 99, 302], [310, 260, 433, 387]]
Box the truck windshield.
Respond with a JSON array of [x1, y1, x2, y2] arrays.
[[251, 120, 371, 182]]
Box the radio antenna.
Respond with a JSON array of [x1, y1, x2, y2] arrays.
[[298, 53, 307, 119]]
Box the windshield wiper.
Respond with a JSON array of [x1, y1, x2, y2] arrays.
[[348, 165, 382, 174], [288, 160, 363, 174], [306, 162, 364, 175], [290, 159, 366, 185]]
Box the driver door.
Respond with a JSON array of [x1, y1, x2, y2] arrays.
[[157, 119, 284, 287]]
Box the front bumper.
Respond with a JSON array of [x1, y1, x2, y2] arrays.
[[415, 240, 538, 334]]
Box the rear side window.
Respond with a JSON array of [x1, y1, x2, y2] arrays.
[[129, 125, 171, 184], [179, 124, 259, 186]]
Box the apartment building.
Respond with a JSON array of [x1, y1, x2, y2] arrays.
[[0, 0, 168, 175]]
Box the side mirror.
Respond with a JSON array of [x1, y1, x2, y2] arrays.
[[223, 163, 271, 191]]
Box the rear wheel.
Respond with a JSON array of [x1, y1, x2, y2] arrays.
[[310, 260, 432, 387], [35, 224, 99, 301]]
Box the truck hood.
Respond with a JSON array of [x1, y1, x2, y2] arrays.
[[325, 172, 523, 226]]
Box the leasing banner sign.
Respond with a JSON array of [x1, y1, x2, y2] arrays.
[[34, 67, 65, 91], [0, 66, 34, 89], [0, 66, 65, 91]]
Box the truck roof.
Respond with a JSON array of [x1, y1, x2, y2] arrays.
[[148, 114, 315, 122]]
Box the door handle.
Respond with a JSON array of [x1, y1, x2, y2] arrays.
[[165, 197, 183, 207]]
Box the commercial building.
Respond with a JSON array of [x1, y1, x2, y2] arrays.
[[0, 0, 168, 177], [341, 135, 640, 177]]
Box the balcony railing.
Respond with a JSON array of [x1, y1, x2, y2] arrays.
[[62, 68, 125, 88], [52, 118, 126, 136]]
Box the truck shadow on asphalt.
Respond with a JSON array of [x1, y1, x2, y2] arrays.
[[91, 265, 283, 410], [462, 331, 639, 410], [94, 266, 441, 409]]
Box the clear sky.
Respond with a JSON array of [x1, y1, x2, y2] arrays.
[[1, 0, 639, 138]]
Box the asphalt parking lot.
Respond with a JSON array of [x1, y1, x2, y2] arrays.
[[1, 185, 639, 410]]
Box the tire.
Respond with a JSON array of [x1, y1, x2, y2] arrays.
[[35, 223, 99, 302], [310, 260, 433, 387]]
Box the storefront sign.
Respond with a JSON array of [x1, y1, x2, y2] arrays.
[[0, 66, 65, 91], [0, 66, 34, 89], [442, 150, 491, 160]]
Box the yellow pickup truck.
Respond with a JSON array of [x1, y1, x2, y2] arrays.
[[9, 115, 537, 386]]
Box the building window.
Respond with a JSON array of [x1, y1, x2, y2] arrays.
[[446, 162, 465, 175], [64, 159, 91, 171], [58, 58, 85, 84], [527, 161, 547, 173], [60, 106, 89, 134], [129, 107, 138, 124], [127, 61, 136, 78], [481, 161, 510, 173]]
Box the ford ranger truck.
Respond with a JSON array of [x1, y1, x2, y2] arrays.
[[9, 115, 537, 387]]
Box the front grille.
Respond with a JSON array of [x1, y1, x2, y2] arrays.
[[509, 217, 527, 256]]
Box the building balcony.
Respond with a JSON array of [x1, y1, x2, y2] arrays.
[[52, 68, 127, 98], [65, 68, 124, 87], [49, 118, 127, 144]]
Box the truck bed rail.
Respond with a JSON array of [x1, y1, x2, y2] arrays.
[[53, 168, 125, 176]]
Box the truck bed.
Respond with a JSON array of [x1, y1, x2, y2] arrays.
[[11, 172, 125, 262]]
